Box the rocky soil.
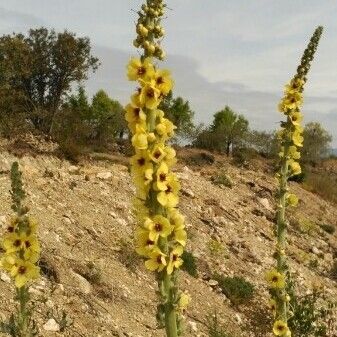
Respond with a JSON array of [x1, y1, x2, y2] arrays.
[[0, 137, 336, 337]]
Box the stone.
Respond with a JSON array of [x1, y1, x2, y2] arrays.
[[188, 321, 198, 332], [311, 246, 320, 255], [43, 318, 60, 332], [257, 197, 272, 211], [0, 272, 11, 283], [73, 272, 92, 294], [97, 171, 112, 180], [208, 279, 218, 287], [68, 165, 80, 174], [182, 188, 195, 198]]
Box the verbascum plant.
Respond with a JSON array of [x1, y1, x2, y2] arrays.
[[266, 26, 323, 337], [0, 162, 40, 336], [126, 1, 189, 336]]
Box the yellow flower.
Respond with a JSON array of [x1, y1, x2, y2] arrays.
[[130, 150, 150, 171], [285, 77, 304, 94], [287, 160, 301, 176], [154, 69, 173, 95], [157, 174, 180, 208], [266, 269, 285, 289], [127, 57, 154, 81], [269, 299, 277, 316], [149, 144, 166, 163], [145, 248, 167, 272], [282, 92, 303, 111], [169, 209, 187, 246], [154, 162, 169, 191], [9, 259, 40, 288], [292, 130, 303, 147], [289, 111, 303, 126], [156, 117, 176, 139], [145, 215, 173, 241], [167, 245, 184, 275], [288, 145, 301, 160], [131, 88, 142, 107], [140, 82, 161, 109], [135, 228, 157, 256], [178, 292, 191, 312], [125, 103, 147, 129], [286, 193, 298, 207], [164, 146, 177, 167], [273, 320, 290, 336], [3, 233, 40, 262], [132, 125, 148, 150]]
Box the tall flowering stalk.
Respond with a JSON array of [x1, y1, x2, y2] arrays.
[[0, 162, 40, 336], [126, 1, 188, 336], [266, 26, 323, 337]]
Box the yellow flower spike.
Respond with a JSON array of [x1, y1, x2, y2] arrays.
[[286, 193, 299, 207], [167, 245, 184, 275], [154, 69, 173, 95], [146, 215, 173, 241], [273, 320, 290, 336], [140, 82, 161, 109], [168, 209, 187, 246], [266, 269, 285, 289], [281, 92, 303, 112], [9, 259, 40, 289], [127, 57, 155, 81], [145, 248, 167, 272]]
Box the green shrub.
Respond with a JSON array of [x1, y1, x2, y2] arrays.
[[213, 274, 254, 305], [208, 239, 225, 257], [211, 171, 233, 188], [232, 147, 257, 167], [319, 224, 336, 235], [331, 261, 337, 280], [181, 251, 198, 278], [288, 286, 337, 337]]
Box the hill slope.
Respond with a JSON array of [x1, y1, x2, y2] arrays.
[[0, 139, 336, 337]]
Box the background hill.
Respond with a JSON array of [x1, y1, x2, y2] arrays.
[[0, 136, 336, 337]]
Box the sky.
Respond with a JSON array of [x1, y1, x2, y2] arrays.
[[0, 0, 336, 147]]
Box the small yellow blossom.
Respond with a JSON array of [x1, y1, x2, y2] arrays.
[[9, 259, 40, 288], [145, 248, 167, 272], [127, 57, 154, 81], [266, 269, 285, 289], [145, 215, 173, 241], [154, 69, 173, 95], [167, 245, 184, 275], [273, 320, 290, 336]]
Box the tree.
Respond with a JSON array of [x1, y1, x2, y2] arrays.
[[0, 27, 99, 133], [211, 106, 249, 155], [159, 91, 195, 140], [247, 130, 278, 158], [302, 122, 332, 164], [91, 89, 127, 141]]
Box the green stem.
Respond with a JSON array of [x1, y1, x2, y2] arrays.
[[276, 149, 289, 322], [17, 286, 30, 336], [163, 273, 178, 337]]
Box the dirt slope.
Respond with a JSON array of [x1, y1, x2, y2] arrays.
[[0, 139, 336, 337]]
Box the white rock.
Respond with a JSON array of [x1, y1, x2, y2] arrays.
[[208, 279, 219, 287], [97, 171, 112, 180], [68, 165, 80, 174], [0, 272, 11, 283], [188, 321, 198, 332], [0, 215, 7, 228], [311, 246, 320, 255], [258, 197, 272, 211], [43, 318, 60, 332], [182, 188, 195, 198], [235, 313, 243, 324], [73, 272, 92, 294]]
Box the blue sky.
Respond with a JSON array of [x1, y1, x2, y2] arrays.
[[0, 0, 336, 146]]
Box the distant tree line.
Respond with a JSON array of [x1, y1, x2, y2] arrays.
[[0, 27, 332, 164]]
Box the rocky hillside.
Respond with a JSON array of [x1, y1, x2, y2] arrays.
[[0, 137, 336, 337]]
